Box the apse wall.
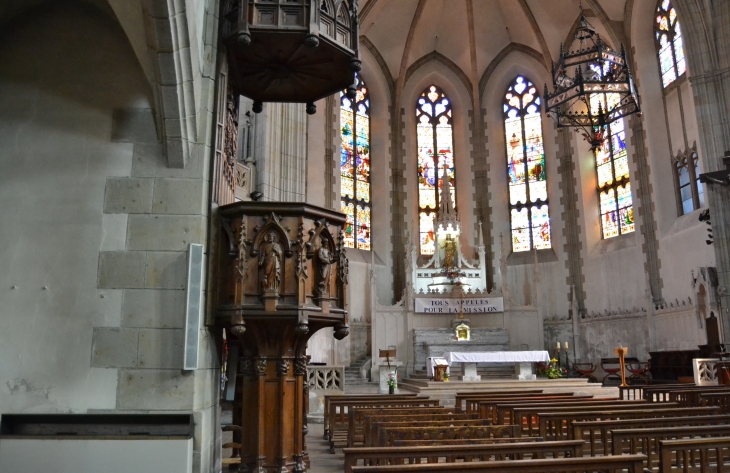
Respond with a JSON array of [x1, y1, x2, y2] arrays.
[[0, 4, 218, 472]]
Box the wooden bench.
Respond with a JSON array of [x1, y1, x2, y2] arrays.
[[328, 399, 440, 452], [538, 406, 718, 441], [343, 440, 583, 473], [612, 424, 730, 470], [350, 454, 647, 472], [376, 424, 521, 447], [392, 437, 542, 446], [641, 384, 730, 403], [361, 412, 476, 447], [700, 391, 730, 413], [323, 394, 418, 439], [490, 398, 628, 425], [669, 386, 730, 407], [371, 419, 492, 448], [573, 413, 730, 456], [454, 390, 544, 412], [460, 392, 576, 415], [349, 408, 456, 448], [466, 394, 594, 419], [658, 437, 730, 472], [512, 401, 661, 436]]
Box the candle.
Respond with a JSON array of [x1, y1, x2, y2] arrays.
[[564, 342, 569, 350], [557, 341, 560, 349]]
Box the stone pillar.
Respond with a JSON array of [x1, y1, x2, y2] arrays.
[[217, 203, 349, 472]]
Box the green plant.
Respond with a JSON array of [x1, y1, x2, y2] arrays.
[[536, 358, 567, 379], [387, 369, 400, 388]]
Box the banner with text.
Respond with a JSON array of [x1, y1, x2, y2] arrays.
[[415, 297, 504, 314]]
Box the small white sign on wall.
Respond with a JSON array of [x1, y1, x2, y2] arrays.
[[415, 297, 504, 314]]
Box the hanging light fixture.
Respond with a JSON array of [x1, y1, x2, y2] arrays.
[[544, 11, 641, 151]]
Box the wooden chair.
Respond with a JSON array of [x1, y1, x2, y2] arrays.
[[627, 361, 651, 384], [572, 362, 598, 383]]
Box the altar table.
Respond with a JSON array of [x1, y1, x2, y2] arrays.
[[437, 351, 551, 381]]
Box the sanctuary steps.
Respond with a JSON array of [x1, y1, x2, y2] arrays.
[[396, 378, 618, 407]]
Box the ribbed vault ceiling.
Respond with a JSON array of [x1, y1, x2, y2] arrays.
[[360, 0, 628, 86]]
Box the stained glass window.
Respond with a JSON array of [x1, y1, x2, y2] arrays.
[[340, 73, 371, 250], [504, 76, 551, 252], [591, 93, 635, 238], [417, 85, 455, 255], [656, 0, 686, 88]]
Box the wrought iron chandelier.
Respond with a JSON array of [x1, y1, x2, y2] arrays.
[[544, 12, 641, 151]]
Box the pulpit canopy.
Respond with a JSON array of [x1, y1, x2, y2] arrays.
[[221, 0, 361, 113]]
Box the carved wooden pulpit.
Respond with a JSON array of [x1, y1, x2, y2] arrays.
[[216, 202, 349, 473]]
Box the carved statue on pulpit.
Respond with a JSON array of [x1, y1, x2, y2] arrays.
[[259, 232, 283, 293], [316, 235, 336, 295], [441, 234, 457, 268]]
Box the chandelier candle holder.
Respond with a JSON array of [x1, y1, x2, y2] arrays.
[[544, 12, 641, 150]]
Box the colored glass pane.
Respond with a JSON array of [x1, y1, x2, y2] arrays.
[[656, 0, 685, 88], [419, 212, 436, 255], [504, 76, 551, 252], [617, 183, 635, 234], [340, 73, 371, 249], [416, 85, 455, 254], [600, 189, 619, 239]]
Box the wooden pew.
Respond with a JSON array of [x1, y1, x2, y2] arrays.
[[350, 454, 647, 472], [642, 384, 730, 403], [612, 425, 730, 470], [658, 437, 730, 472], [454, 390, 543, 412], [700, 391, 730, 413], [489, 398, 628, 425], [323, 394, 418, 439], [376, 424, 521, 447], [392, 437, 541, 446], [669, 386, 730, 407], [360, 412, 477, 447], [328, 399, 440, 452], [538, 406, 719, 441], [459, 392, 573, 414], [349, 408, 457, 449], [574, 413, 730, 456], [512, 401, 661, 436], [465, 394, 593, 419], [343, 440, 583, 473], [371, 419, 491, 448]]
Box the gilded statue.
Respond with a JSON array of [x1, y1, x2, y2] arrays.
[[259, 232, 283, 293], [441, 234, 457, 268], [316, 235, 336, 295]]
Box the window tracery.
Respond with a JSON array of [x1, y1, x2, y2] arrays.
[[340, 73, 371, 250], [591, 93, 634, 239], [416, 85, 455, 255], [655, 0, 686, 88], [674, 145, 704, 215], [503, 76, 551, 252]]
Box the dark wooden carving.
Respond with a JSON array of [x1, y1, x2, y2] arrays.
[[216, 202, 348, 472]]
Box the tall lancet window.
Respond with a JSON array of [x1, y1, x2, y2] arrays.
[[417, 85, 455, 255], [591, 93, 634, 238], [340, 73, 371, 250], [504, 76, 551, 252], [655, 0, 686, 88]]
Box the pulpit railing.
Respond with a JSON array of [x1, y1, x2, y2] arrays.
[[307, 366, 344, 391]]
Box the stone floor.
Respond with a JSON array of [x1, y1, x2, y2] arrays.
[[307, 422, 345, 473]]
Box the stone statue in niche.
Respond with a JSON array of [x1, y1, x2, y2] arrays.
[[316, 235, 336, 296], [441, 234, 457, 268], [259, 232, 283, 293]]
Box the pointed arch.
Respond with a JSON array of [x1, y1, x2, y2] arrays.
[[655, 0, 687, 88], [416, 85, 455, 255], [503, 76, 551, 252]]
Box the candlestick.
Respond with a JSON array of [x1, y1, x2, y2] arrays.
[[557, 341, 560, 349], [564, 342, 569, 350]]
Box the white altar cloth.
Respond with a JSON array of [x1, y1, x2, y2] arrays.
[[443, 350, 550, 364]]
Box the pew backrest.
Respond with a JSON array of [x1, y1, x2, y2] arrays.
[[659, 437, 730, 473]]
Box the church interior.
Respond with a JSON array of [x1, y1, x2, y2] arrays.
[[3, 0, 730, 471]]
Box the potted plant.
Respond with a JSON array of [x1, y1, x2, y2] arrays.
[[536, 358, 567, 379], [387, 368, 400, 394], [443, 371, 450, 383]]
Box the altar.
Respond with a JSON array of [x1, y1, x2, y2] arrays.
[[441, 350, 550, 381]]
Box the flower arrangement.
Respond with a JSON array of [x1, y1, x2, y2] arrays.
[[440, 267, 466, 284], [536, 358, 568, 379], [387, 368, 401, 389]]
